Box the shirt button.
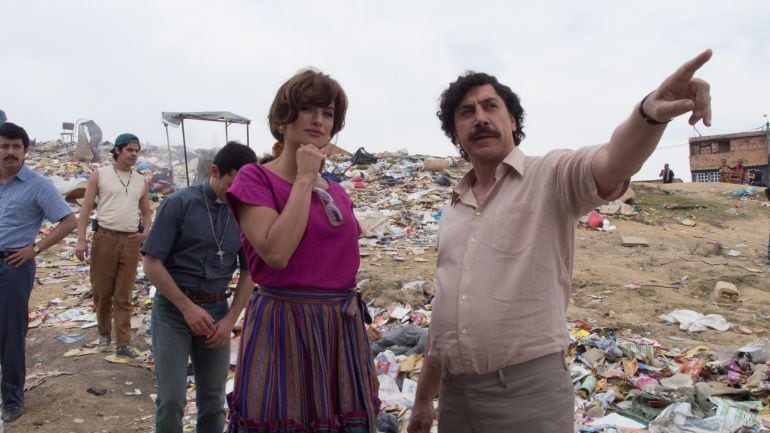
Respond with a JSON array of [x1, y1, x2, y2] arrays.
[[474, 212, 481, 216], [461, 329, 467, 335], [464, 265, 471, 271], [461, 294, 467, 300], [469, 237, 475, 243]]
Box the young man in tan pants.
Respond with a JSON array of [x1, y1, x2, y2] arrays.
[[75, 133, 152, 359]]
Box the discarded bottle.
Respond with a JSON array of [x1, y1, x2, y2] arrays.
[[577, 375, 597, 399]]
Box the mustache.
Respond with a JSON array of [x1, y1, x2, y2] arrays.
[[3, 156, 19, 161], [468, 125, 501, 142]]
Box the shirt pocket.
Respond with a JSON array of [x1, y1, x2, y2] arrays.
[[489, 202, 534, 255], [0, 196, 25, 220]]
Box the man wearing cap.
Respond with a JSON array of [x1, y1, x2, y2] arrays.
[[1, 122, 77, 423], [142, 142, 256, 433], [75, 133, 152, 359], [408, 50, 713, 433]]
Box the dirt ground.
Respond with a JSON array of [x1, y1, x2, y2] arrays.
[[8, 181, 770, 432]]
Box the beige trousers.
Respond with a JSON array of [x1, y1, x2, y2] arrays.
[[438, 352, 574, 433]]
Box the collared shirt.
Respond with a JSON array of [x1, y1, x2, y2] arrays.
[[141, 182, 246, 293], [429, 145, 628, 376], [0, 165, 73, 249]]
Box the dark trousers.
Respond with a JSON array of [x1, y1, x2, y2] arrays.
[[0, 258, 35, 410]]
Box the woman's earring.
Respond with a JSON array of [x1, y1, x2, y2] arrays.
[[278, 125, 286, 134]]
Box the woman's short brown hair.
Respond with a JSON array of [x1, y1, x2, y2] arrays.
[[268, 69, 348, 142]]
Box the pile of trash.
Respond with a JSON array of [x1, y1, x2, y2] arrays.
[[21, 141, 770, 432], [363, 298, 770, 433], [570, 321, 770, 432]]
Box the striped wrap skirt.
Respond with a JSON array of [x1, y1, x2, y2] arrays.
[[227, 287, 380, 433]]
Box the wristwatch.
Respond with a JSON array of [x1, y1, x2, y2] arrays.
[[33, 243, 41, 255]]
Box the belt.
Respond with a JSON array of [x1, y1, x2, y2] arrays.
[[445, 351, 566, 386], [256, 286, 372, 324], [181, 289, 231, 305], [96, 224, 135, 235]]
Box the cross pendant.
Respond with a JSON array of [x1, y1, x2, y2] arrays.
[[217, 249, 225, 264]]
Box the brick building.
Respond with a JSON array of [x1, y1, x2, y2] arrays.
[[688, 130, 769, 183]]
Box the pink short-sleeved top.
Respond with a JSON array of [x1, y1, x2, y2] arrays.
[[226, 164, 361, 291]]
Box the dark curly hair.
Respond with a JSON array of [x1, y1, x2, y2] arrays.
[[0, 122, 30, 150], [437, 72, 526, 160], [268, 68, 348, 142]]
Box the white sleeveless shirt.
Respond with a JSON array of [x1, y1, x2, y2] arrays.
[[96, 165, 145, 232]]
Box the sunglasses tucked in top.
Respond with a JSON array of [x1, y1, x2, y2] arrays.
[[313, 187, 343, 227]]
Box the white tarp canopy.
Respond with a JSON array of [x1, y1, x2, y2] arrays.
[[161, 111, 251, 127], [160, 111, 251, 186]]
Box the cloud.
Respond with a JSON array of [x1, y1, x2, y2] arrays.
[[2, 1, 768, 181]]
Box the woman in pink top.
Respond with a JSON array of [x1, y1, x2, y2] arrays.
[[226, 69, 379, 433]]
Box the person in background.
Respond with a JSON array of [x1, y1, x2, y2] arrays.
[[718, 158, 732, 182], [83, 120, 104, 162], [659, 163, 675, 183], [0, 122, 77, 423], [143, 142, 257, 433], [734, 158, 747, 184], [226, 69, 380, 432], [408, 50, 712, 433], [75, 133, 152, 359]]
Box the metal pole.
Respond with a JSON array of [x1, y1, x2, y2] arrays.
[[246, 122, 250, 147], [225, 122, 229, 142], [164, 123, 175, 188], [181, 119, 190, 186], [766, 115, 769, 183]]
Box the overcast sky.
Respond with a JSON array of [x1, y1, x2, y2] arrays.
[[3, 1, 768, 181]]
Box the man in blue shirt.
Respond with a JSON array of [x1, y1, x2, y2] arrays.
[[142, 142, 256, 433], [0, 122, 77, 423]]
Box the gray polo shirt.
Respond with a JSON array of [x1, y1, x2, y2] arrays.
[[142, 182, 246, 293]]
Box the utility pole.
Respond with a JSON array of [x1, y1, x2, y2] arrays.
[[766, 115, 770, 271], [766, 114, 769, 182]]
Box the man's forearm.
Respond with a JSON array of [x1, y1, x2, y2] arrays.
[[143, 256, 195, 313], [414, 354, 441, 405], [141, 212, 152, 234], [37, 214, 77, 251], [606, 105, 666, 178], [222, 270, 254, 324], [76, 208, 90, 241], [592, 102, 667, 197]]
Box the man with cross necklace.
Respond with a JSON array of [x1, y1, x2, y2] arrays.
[[75, 133, 152, 359], [141, 142, 257, 433]]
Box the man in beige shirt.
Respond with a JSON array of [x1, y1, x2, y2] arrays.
[[75, 133, 152, 359], [408, 50, 714, 433]]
